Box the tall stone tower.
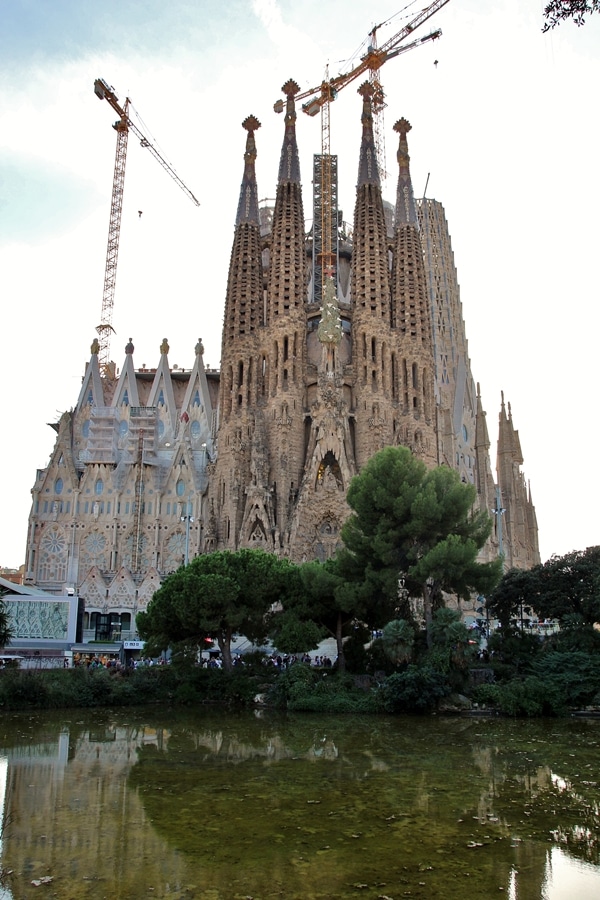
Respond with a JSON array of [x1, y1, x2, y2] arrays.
[[417, 197, 539, 569], [208, 83, 441, 561], [389, 117, 437, 464], [496, 393, 540, 568]]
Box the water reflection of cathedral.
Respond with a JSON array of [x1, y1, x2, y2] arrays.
[[1, 717, 599, 899], [1, 722, 185, 896]]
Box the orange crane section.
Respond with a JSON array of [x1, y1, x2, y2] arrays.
[[274, 0, 450, 125], [94, 78, 200, 371], [274, 0, 450, 304]]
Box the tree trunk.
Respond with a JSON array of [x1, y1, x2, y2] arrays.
[[217, 630, 233, 672], [336, 613, 345, 673]]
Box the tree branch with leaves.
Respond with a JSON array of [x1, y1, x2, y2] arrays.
[[542, 1, 599, 31]]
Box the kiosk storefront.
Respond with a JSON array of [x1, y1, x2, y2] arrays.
[[123, 640, 145, 666], [69, 642, 123, 667]]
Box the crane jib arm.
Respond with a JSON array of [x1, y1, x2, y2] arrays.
[[281, 0, 450, 117]]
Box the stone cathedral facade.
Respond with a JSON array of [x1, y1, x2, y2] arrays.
[[23, 80, 539, 636]]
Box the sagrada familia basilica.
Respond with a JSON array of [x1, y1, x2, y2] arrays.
[[22, 80, 539, 640]]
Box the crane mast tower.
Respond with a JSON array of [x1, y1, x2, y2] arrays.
[[94, 78, 200, 372]]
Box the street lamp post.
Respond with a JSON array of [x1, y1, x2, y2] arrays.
[[491, 486, 506, 567], [180, 496, 194, 566]]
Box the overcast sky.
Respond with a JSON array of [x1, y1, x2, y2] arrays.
[[1, 0, 598, 568]]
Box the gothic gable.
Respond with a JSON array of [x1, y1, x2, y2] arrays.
[[79, 566, 109, 610]]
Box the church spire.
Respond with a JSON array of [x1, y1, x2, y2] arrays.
[[267, 80, 306, 319], [350, 81, 390, 321], [474, 382, 496, 518], [390, 117, 431, 343], [393, 118, 419, 228], [356, 82, 380, 187], [235, 115, 261, 226], [277, 79, 301, 185], [389, 115, 436, 465], [220, 116, 264, 381]]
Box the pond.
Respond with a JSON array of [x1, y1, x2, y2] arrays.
[[1, 709, 600, 899]]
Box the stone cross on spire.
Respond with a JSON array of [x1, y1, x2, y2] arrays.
[[356, 81, 380, 187], [235, 115, 261, 226], [393, 117, 418, 227]]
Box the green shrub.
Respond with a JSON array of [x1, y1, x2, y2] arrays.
[[472, 676, 566, 716], [174, 681, 202, 705], [267, 665, 379, 713], [364, 638, 399, 677], [487, 630, 543, 672], [0, 670, 50, 709], [377, 665, 450, 713], [531, 651, 600, 707], [546, 625, 600, 654]]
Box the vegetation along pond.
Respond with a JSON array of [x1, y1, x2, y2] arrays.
[[1, 709, 600, 899]]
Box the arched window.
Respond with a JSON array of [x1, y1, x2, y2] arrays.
[[55, 478, 63, 495], [95, 479, 104, 496], [82, 420, 90, 438], [176, 479, 185, 497], [119, 420, 129, 437], [191, 421, 201, 438]]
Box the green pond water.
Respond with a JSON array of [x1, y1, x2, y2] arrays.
[[1, 708, 600, 899]]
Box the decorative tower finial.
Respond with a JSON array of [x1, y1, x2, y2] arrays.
[[356, 81, 380, 187], [91, 338, 100, 355], [242, 115, 260, 152], [393, 118, 418, 227], [235, 116, 261, 226], [125, 338, 134, 355], [195, 338, 204, 357], [282, 79, 300, 115], [160, 338, 169, 355], [394, 117, 412, 148]]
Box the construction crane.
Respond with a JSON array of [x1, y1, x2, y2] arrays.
[[274, 0, 450, 302], [94, 78, 200, 371]]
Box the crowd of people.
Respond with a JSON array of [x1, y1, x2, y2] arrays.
[[71, 653, 168, 670], [202, 652, 336, 669], [69, 649, 338, 671]]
